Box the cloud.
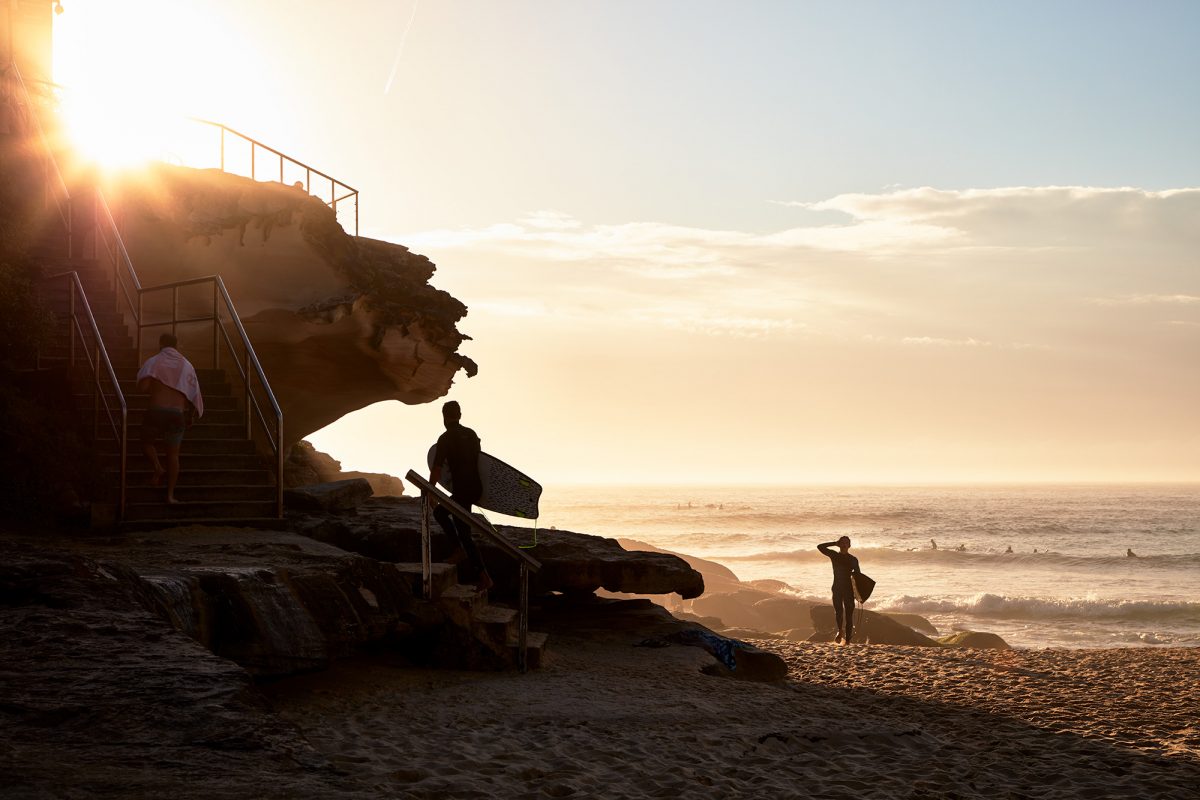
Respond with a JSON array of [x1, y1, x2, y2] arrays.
[[399, 186, 1199, 343], [1090, 294, 1200, 306]]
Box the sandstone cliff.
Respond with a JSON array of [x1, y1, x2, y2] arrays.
[[112, 165, 476, 446]]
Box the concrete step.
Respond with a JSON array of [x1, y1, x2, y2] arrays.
[[75, 393, 241, 411], [102, 452, 267, 470], [121, 484, 279, 504], [507, 630, 548, 671], [474, 604, 519, 642], [123, 499, 279, 522], [392, 562, 458, 599], [120, 407, 243, 426], [112, 468, 275, 487], [97, 435, 257, 453], [438, 584, 486, 628]]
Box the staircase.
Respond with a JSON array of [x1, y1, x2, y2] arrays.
[[36, 254, 282, 528], [394, 561, 548, 670]]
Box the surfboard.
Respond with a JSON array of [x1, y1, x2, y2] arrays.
[[426, 444, 542, 519], [853, 572, 876, 604]]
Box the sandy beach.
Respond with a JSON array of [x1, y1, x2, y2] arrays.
[[264, 612, 1200, 799]]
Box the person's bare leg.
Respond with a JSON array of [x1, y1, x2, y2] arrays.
[[143, 442, 164, 485], [165, 444, 181, 503]]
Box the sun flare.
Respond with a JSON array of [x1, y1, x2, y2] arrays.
[[51, 0, 259, 171]]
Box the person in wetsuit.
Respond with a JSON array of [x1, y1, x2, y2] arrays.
[[818, 536, 861, 644], [429, 401, 493, 593]]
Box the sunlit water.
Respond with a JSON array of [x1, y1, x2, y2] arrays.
[[518, 484, 1200, 649]]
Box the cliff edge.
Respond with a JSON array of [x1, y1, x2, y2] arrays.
[[113, 165, 476, 446]]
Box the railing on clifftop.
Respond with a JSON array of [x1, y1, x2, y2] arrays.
[[405, 471, 542, 673], [193, 118, 359, 236], [95, 192, 285, 518]]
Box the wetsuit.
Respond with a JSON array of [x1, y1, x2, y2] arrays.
[[818, 542, 861, 642], [432, 423, 486, 578]]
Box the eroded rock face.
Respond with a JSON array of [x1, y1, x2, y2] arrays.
[[113, 166, 476, 446]]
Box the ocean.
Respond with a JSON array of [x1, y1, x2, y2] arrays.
[[525, 484, 1200, 650]]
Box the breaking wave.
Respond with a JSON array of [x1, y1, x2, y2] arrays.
[[874, 593, 1200, 623], [719, 547, 1200, 570]]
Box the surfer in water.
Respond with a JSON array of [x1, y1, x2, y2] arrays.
[[818, 537, 861, 644], [429, 401, 494, 593]]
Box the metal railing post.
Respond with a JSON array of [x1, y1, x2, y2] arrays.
[[244, 350, 252, 439], [119, 410, 128, 521], [212, 281, 219, 369], [93, 342, 100, 439], [276, 415, 284, 518], [68, 286, 76, 367], [135, 292, 143, 362], [250, 141, 256, 180], [220, 127, 225, 171], [171, 286, 179, 338], [519, 562, 530, 673], [421, 498, 432, 599]]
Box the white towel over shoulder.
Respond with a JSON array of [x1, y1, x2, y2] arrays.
[[136, 347, 204, 417]]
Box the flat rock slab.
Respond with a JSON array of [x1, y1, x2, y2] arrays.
[[0, 538, 370, 798], [293, 497, 705, 599], [284, 478, 373, 512]]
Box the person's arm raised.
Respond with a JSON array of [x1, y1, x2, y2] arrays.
[[817, 542, 838, 557]]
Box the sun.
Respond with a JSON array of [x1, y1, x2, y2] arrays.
[[51, 0, 255, 171]]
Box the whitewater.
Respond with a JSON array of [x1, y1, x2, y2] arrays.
[[528, 484, 1200, 649]]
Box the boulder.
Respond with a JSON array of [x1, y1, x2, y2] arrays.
[[939, 631, 1011, 649], [114, 165, 476, 446], [775, 627, 814, 642], [285, 440, 405, 496], [882, 612, 940, 635], [284, 478, 373, 513], [620, 538, 743, 594], [809, 605, 941, 647], [689, 588, 775, 630], [752, 595, 817, 633]]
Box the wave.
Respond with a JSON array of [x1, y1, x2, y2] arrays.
[[874, 593, 1200, 623], [719, 546, 1200, 570]]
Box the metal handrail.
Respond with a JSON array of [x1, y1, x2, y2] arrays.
[[406, 471, 542, 672], [193, 118, 359, 236], [93, 192, 285, 517], [7, 63, 72, 255], [42, 271, 129, 519]]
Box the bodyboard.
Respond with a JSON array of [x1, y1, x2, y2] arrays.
[[426, 444, 542, 519], [853, 572, 876, 604]]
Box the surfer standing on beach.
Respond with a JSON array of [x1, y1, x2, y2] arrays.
[[818, 536, 861, 644], [429, 401, 494, 593]]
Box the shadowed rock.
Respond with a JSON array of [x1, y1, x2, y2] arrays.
[[292, 497, 705, 599], [285, 440, 405, 496], [284, 478, 373, 513]]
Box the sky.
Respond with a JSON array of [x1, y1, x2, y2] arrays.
[[52, 1, 1200, 485]]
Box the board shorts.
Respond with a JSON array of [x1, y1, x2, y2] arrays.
[[142, 407, 186, 447]]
